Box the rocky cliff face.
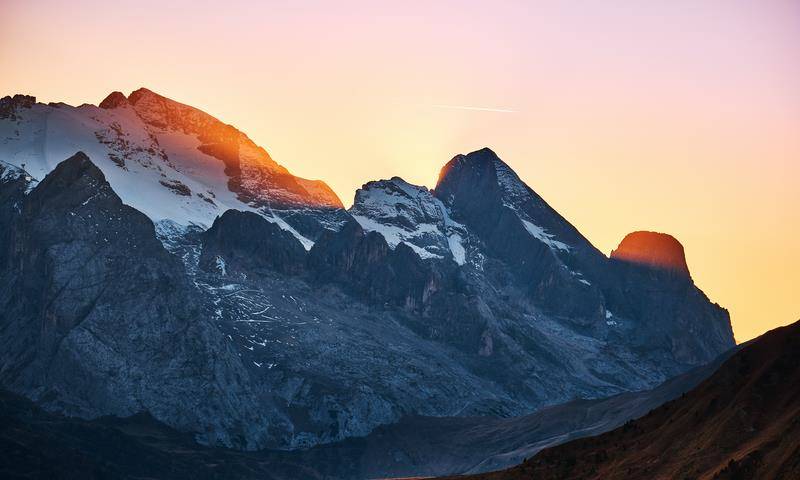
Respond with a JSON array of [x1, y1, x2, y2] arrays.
[[433, 148, 608, 321], [608, 234, 733, 364], [0, 153, 288, 449], [611, 230, 690, 276], [200, 209, 307, 276], [0, 89, 736, 453]]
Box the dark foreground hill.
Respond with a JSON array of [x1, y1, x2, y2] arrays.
[[0, 387, 306, 480], [441, 319, 800, 480]]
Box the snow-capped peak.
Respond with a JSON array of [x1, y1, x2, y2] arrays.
[[348, 176, 468, 264], [0, 90, 344, 249]]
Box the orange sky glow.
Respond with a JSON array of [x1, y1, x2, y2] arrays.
[[2, 0, 798, 341]]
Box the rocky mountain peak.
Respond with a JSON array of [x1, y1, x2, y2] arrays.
[[435, 148, 533, 209], [127, 87, 159, 106], [436, 148, 499, 186], [98, 91, 129, 109], [434, 148, 588, 257], [611, 231, 690, 276], [352, 176, 435, 211], [348, 175, 464, 261], [119, 87, 344, 211], [0, 88, 346, 244], [37, 151, 105, 187], [125, 87, 214, 132], [0, 94, 36, 120], [25, 151, 118, 216]]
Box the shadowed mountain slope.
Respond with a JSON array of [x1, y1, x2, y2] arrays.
[[442, 319, 800, 480], [0, 345, 737, 480]]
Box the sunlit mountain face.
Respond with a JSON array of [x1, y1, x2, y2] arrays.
[[610, 231, 690, 276], [0, 89, 345, 249], [120, 88, 344, 211]]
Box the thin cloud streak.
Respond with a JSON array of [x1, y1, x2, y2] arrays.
[[430, 104, 517, 113]]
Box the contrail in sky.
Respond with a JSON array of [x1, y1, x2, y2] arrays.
[[430, 104, 516, 113]]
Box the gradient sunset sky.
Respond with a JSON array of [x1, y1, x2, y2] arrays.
[[2, 0, 798, 341]]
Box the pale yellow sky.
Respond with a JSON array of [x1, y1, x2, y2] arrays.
[[2, 0, 798, 341]]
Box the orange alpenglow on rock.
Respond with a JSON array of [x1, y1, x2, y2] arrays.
[[610, 231, 690, 276], [99, 88, 344, 211]]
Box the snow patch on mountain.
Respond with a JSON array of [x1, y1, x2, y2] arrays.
[[494, 158, 531, 204], [521, 219, 570, 252], [349, 177, 468, 263], [350, 213, 442, 258], [489, 158, 573, 254], [448, 233, 467, 266], [266, 213, 314, 250], [0, 160, 37, 192]]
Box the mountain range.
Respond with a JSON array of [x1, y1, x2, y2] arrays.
[[0, 89, 735, 473]]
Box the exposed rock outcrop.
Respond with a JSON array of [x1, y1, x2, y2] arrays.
[[0, 153, 287, 449], [0, 94, 36, 120], [98, 91, 129, 110], [200, 209, 307, 276], [611, 230, 690, 276]]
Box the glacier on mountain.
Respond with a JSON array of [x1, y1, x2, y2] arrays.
[[0, 90, 342, 249]]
